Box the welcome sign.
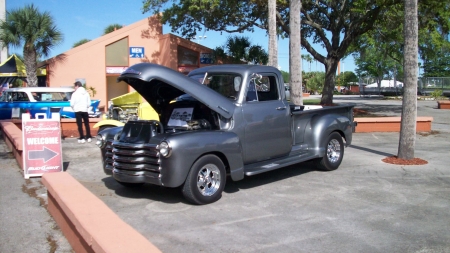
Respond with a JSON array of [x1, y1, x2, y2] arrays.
[[22, 113, 63, 179]]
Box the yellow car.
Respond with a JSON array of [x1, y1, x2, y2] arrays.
[[93, 91, 159, 132]]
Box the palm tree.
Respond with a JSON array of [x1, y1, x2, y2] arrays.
[[214, 36, 268, 65], [247, 45, 268, 65], [225, 36, 251, 63], [302, 54, 313, 72], [0, 4, 63, 87], [398, 0, 419, 160], [73, 39, 91, 48], [103, 24, 123, 35], [268, 0, 278, 67], [289, 0, 302, 105]]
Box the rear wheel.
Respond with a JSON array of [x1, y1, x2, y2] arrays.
[[182, 155, 226, 205], [315, 132, 344, 171]]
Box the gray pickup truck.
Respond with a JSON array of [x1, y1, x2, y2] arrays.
[[96, 63, 356, 205]]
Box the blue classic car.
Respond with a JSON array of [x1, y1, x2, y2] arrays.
[[0, 87, 100, 119]]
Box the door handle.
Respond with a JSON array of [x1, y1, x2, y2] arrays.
[[276, 106, 286, 110]]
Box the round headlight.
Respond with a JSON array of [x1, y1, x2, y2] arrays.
[[95, 134, 105, 148], [158, 141, 171, 157]]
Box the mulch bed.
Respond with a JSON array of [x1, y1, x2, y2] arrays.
[[382, 156, 428, 165]]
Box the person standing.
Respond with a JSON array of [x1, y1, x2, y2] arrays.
[[71, 81, 92, 143]]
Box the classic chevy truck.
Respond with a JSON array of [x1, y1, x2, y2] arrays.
[[96, 63, 356, 204]]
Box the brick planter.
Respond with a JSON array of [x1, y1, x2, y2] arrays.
[[437, 100, 450, 109], [355, 117, 433, 133]]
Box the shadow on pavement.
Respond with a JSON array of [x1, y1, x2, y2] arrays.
[[225, 162, 316, 193], [99, 162, 318, 204], [101, 176, 186, 204], [349, 144, 395, 157]]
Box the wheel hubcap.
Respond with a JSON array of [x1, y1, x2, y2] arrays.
[[197, 164, 221, 196], [327, 139, 341, 163]]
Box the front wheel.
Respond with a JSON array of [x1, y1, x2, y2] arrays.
[[182, 155, 226, 205], [314, 132, 344, 171]]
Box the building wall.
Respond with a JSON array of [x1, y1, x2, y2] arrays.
[[47, 15, 213, 109], [47, 16, 163, 108]]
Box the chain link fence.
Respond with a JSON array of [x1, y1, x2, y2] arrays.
[[418, 77, 450, 96], [356, 77, 450, 96]]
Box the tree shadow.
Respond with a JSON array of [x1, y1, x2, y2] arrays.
[[349, 145, 395, 157]]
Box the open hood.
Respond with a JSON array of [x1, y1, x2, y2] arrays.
[[117, 63, 235, 119]]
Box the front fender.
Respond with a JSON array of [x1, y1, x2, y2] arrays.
[[93, 119, 125, 129], [159, 131, 244, 187]]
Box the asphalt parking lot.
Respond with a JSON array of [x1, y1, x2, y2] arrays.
[[1, 96, 450, 252]]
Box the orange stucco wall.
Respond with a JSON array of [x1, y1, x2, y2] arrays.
[[46, 15, 212, 109]]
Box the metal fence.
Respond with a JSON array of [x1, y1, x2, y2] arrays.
[[357, 77, 450, 96], [418, 77, 450, 96]]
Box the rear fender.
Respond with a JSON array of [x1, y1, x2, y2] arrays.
[[307, 114, 352, 157]]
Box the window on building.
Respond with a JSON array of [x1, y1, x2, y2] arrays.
[[178, 46, 199, 66], [106, 37, 129, 66]]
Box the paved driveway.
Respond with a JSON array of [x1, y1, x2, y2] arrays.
[[63, 96, 450, 252]]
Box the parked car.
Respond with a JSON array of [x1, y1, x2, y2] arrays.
[[96, 63, 356, 205], [93, 91, 159, 132], [0, 87, 101, 119]]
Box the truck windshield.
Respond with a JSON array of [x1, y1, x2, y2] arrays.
[[190, 73, 242, 100]]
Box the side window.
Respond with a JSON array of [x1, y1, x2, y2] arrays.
[[13, 92, 29, 101], [246, 75, 279, 102]]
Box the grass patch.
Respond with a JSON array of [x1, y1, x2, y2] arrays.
[[303, 98, 321, 105]]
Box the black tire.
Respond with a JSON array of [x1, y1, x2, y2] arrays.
[[116, 180, 144, 188], [315, 132, 344, 171], [182, 155, 226, 205]]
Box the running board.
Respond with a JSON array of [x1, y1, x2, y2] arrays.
[[244, 145, 319, 176]]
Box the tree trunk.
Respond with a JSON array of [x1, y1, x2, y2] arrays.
[[289, 0, 302, 105], [398, 0, 418, 160], [321, 57, 339, 105], [268, 0, 278, 68], [23, 44, 38, 87]]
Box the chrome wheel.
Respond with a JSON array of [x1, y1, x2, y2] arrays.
[[314, 132, 344, 171], [182, 155, 226, 205], [197, 164, 221, 196], [326, 139, 341, 164]]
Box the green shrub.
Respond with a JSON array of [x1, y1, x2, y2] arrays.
[[430, 89, 443, 100]]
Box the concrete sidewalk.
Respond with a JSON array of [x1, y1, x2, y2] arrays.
[[65, 131, 449, 253], [0, 131, 72, 253]]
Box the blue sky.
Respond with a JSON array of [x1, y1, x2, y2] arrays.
[[7, 0, 356, 73]]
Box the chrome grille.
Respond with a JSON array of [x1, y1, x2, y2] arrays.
[[111, 142, 160, 173]]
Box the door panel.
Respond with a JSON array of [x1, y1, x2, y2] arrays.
[[242, 75, 291, 163]]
